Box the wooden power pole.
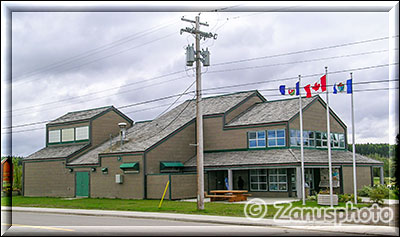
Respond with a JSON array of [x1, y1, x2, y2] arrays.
[[180, 14, 217, 210]]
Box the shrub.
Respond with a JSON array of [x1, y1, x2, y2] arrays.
[[358, 185, 373, 197], [339, 193, 352, 202], [370, 186, 386, 205], [338, 193, 362, 203]]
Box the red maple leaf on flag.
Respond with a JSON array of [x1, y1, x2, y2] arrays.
[[312, 82, 320, 91]]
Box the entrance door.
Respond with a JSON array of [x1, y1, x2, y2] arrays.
[[305, 168, 314, 190], [216, 170, 228, 190], [76, 172, 89, 197]]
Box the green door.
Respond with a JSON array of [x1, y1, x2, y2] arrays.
[[76, 172, 89, 197]]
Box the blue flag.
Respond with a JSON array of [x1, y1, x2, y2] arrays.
[[347, 79, 352, 94], [279, 85, 285, 95], [296, 81, 300, 96], [333, 83, 337, 94]]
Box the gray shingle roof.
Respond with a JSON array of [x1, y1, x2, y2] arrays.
[[227, 96, 316, 126], [184, 148, 382, 168], [68, 91, 258, 165], [290, 149, 383, 165], [25, 144, 88, 160], [184, 149, 299, 167], [48, 106, 112, 125]]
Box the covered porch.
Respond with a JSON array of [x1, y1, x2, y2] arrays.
[[183, 148, 384, 199]]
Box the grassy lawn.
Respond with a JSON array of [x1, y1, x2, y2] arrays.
[[1, 196, 371, 219], [373, 177, 395, 185]]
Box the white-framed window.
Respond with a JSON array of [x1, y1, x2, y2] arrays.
[[75, 126, 89, 141], [290, 130, 315, 147], [331, 133, 345, 148], [48, 129, 61, 143], [269, 168, 287, 191], [250, 169, 268, 191], [61, 128, 74, 142], [248, 131, 266, 148], [339, 133, 345, 148], [315, 131, 328, 148], [267, 129, 285, 147]]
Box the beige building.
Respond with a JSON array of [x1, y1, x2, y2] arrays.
[[23, 90, 383, 199]]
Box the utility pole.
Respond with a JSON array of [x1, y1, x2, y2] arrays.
[[180, 14, 217, 210]]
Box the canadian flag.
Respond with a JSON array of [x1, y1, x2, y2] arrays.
[[311, 75, 327, 93]]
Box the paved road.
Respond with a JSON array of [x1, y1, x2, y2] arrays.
[[2, 211, 361, 236]]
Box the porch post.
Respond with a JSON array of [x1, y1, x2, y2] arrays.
[[379, 167, 384, 185], [296, 167, 302, 198], [228, 169, 233, 190]]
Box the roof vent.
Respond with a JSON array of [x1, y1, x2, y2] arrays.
[[118, 122, 128, 145]]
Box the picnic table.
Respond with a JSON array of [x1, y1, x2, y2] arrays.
[[206, 190, 251, 202]]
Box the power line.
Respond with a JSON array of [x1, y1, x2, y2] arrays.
[[202, 87, 399, 98], [5, 86, 398, 135], [12, 32, 176, 86], [12, 20, 180, 82], [9, 74, 191, 118], [212, 35, 398, 67], [7, 69, 189, 112], [7, 47, 394, 115], [9, 35, 396, 112], [200, 63, 398, 93], [5, 62, 398, 121], [4, 78, 397, 130], [206, 49, 394, 74], [155, 80, 196, 119]]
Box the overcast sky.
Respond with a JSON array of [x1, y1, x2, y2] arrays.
[[1, 2, 399, 157]]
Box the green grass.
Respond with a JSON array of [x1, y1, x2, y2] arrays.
[[373, 177, 395, 185], [1, 196, 371, 219]]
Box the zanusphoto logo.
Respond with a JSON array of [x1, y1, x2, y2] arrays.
[[244, 199, 394, 225]]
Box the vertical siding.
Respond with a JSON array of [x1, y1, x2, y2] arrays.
[[147, 175, 170, 199], [289, 100, 346, 133], [342, 166, 373, 194], [145, 122, 196, 174], [90, 155, 144, 199], [204, 116, 286, 151], [91, 110, 132, 147], [170, 174, 197, 199], [23, 160, 74, 197]]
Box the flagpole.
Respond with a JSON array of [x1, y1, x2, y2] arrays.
[[350, 72, 357, 204], [299, 75, 306, 206], [325, 66, 334, 208]]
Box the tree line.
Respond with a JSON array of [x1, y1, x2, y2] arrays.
[[348, 142, 397, 179], [347, 143, 396, 158]]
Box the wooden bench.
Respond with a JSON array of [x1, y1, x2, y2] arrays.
[[243, 194, 252, 197]]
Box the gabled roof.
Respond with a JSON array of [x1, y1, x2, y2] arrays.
[[68, 90, 261, 165], [48, 106, 121, 125], [25, 144, 88, 160], [227, 96, 317, 126]]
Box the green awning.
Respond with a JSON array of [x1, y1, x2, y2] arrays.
[[120, 162, 139, 170], [160, 161, 184, 170]]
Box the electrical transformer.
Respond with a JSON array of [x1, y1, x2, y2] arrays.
[[185, 44, 195, 66]]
